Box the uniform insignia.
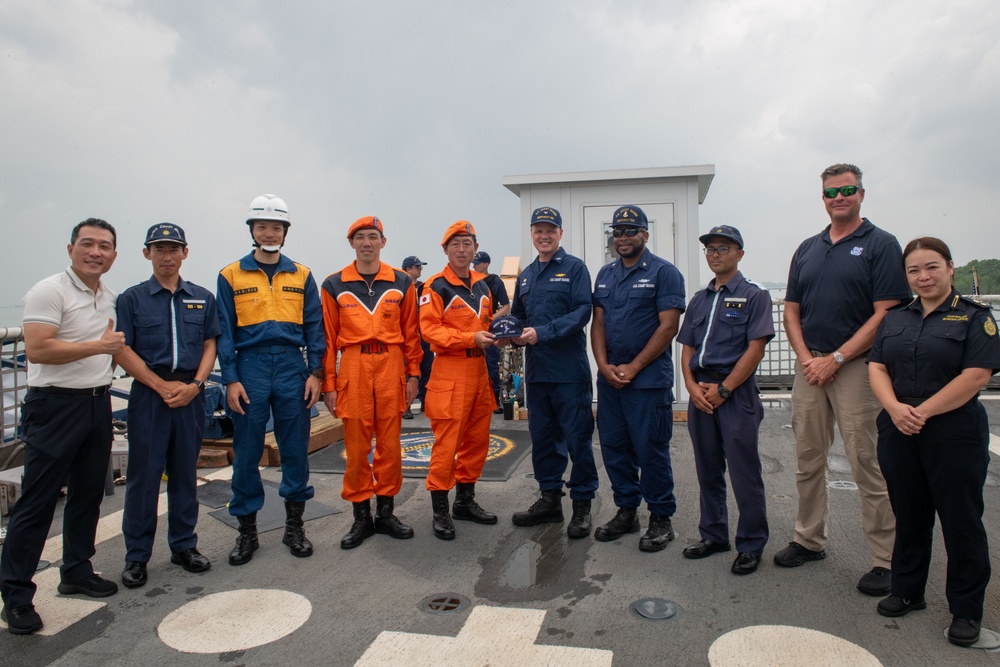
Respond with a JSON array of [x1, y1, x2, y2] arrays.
[[985, 318, 997, 337], [952, 294, 960, 308], [282, 286, 306, 294], [942, 315, 968, 322], [465, 223, 472, 234], [850, 246, 864, 256], [233, 287, 258, 296], [419, 293, 431, 306], [556, 273, 566, 277]]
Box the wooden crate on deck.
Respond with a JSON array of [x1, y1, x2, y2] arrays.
[[201, 410, 344, 467]]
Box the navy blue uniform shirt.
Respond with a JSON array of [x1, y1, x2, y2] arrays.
[[869, 290, 1000, 399], [592, 248, 686, 390], [483, 273, 510, 313], [785, 218, 909, 353], [510, 247, 592, 383], [117, 276, 221, 372], [677, 271, 775, 373]]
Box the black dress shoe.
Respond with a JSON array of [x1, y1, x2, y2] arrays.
[[121, 561, 148, 588], [731, 552, 761, 575], [948, 617, 981, 647], [2, 604, 43, 635], [682, 539, 732, 559], [171, 548, 212, 573], [876, 595, 926, 618], [57, 573, 118, 598]]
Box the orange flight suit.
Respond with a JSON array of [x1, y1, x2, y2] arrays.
[[419, 263, 495, 492], [321, 262, 421, 503]]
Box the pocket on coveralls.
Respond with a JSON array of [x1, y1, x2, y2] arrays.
[[650, 404, 673, 443], [423, 378, 454, 420], [334, 375, 351, 419]]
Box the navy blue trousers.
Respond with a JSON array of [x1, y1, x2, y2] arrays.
[[0, 390, 112, 608], [877, 400, 991, 620], [122, 381, 204, 562], [485, 345, 501, 396], [228, 346, 314, 516], [596, 383, 675, 516], [526, 382, 597, 500], [687, 375, 768, 555]]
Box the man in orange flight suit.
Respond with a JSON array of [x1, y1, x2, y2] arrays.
[[321, 216, 422, 549], [420, 220, 499, 540]]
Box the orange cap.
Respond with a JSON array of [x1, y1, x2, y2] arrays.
[[441, 220, 476, 246], [347, 216, 384, 239]]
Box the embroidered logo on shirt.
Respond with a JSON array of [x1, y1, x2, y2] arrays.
[[282, 286, 306, 294], [942, 315, 968, 322], [985, 318, 997, 337], [233, 287, 258, 296], [850, 246, 864, 256]]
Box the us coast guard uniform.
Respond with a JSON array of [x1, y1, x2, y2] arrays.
[[320, 262, 421, 502], [420, 264, 494, 491], [592, 248, 686, 515], [676, 271, 774, 555], [217, 253, 325, 516], [511, 247, 597, 500], [870, 291, 1000, 620], [116, 276, 220, 562]]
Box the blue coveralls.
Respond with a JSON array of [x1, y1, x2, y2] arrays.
[[511, 247, 596, 500], [217, 253, 326, 517], [592, 248, 685, 515], [676, 271, 774, 555], [117, 276, 220, 562], [870, 291, 1000, 620]]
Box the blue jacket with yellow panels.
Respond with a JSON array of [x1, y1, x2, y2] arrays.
[[217, 252, 325, 384]]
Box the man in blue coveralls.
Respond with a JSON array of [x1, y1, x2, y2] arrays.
[[591, 205, 686, 552], [508, 207, 597, 538], [676, 225, 774, 575], [115, 223, 220, 587], [217, 194, 326, 566]]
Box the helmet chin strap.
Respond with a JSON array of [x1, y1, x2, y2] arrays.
[[257, 244, 282, 253]]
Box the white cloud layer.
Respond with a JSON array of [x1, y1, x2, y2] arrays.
[[2, 0, 998, 309]]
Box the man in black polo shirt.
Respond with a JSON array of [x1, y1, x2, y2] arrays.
[[472, 251, 510, 413], [1, 219, 124, 635], [775, 164, 910, 597]]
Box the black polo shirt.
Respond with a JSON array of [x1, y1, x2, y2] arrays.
[[869, 290, 1000, 400], [785, 218, 909, 353]]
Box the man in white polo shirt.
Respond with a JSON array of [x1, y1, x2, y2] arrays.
[[0, 218, 125, 635]]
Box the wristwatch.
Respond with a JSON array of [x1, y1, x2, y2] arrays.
[[717, 384, 732, 400], [832, 350, 846, 365], [309, 368, 325, 380], [193, 379, 206, 392]]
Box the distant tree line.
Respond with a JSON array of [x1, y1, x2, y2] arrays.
[[955, 259, 1000, 295]]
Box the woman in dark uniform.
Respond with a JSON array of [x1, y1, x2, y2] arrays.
[[868, 237, 1000, 647]]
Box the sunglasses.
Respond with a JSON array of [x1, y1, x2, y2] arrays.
[[822, 185, 861, 199], [611, 228, 643, 238]]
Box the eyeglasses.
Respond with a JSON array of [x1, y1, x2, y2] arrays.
[[822, 185, 861, 199], [703, 246, 733, 256], [611, 228, 643, 238]]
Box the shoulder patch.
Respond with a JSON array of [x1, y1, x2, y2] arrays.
[[419, 293, 431, 306], [985, 317, 997, 337]]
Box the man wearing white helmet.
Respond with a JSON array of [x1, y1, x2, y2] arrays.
[[217, 195, 326, 566]]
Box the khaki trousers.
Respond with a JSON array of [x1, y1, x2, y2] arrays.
[[791, 354, 894, 567]]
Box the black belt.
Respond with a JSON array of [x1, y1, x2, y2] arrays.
[[30, 385, 111, 396], [151, 368, 196, 382], [360, 343, 387, 355], [699, 369, 728, 381], [250, 345, 301, 354], [465, 348, 483, 358]]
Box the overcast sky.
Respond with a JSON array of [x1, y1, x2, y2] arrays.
[[2, 0, 998, 316]]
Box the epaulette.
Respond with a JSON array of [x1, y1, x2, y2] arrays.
[[958, 295, 991, 310], [745, 278, 769, 292], [887, 298, 914, 311]]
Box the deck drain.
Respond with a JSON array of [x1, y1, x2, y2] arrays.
[[522, 473, 535, 479], [419, 593, 469, 614], [630, 598, 680, 620], [829, 480, 858, 490]]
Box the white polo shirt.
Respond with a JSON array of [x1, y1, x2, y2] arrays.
[[23, 267, 117, 388]]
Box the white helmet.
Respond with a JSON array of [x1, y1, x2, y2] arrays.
[[246, 194, 290, 226]]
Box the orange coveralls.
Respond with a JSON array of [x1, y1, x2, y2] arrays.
[[321, 262, 421, 503], [419, 264, 495, 492]]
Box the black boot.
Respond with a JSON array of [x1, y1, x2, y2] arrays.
[[512, 489, 565, 526], [493, 391, 504, 414], [638, 513, 674, 552], [341, 499, 376, 550], [282, 501, 314, 557], [229, 512, 259, 566], [431, 490, 455, 540], [452, 482, 498, 524], [567, 500, 593, 539], [594, 507, 640, 542], [374, 495, 414, 539]]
